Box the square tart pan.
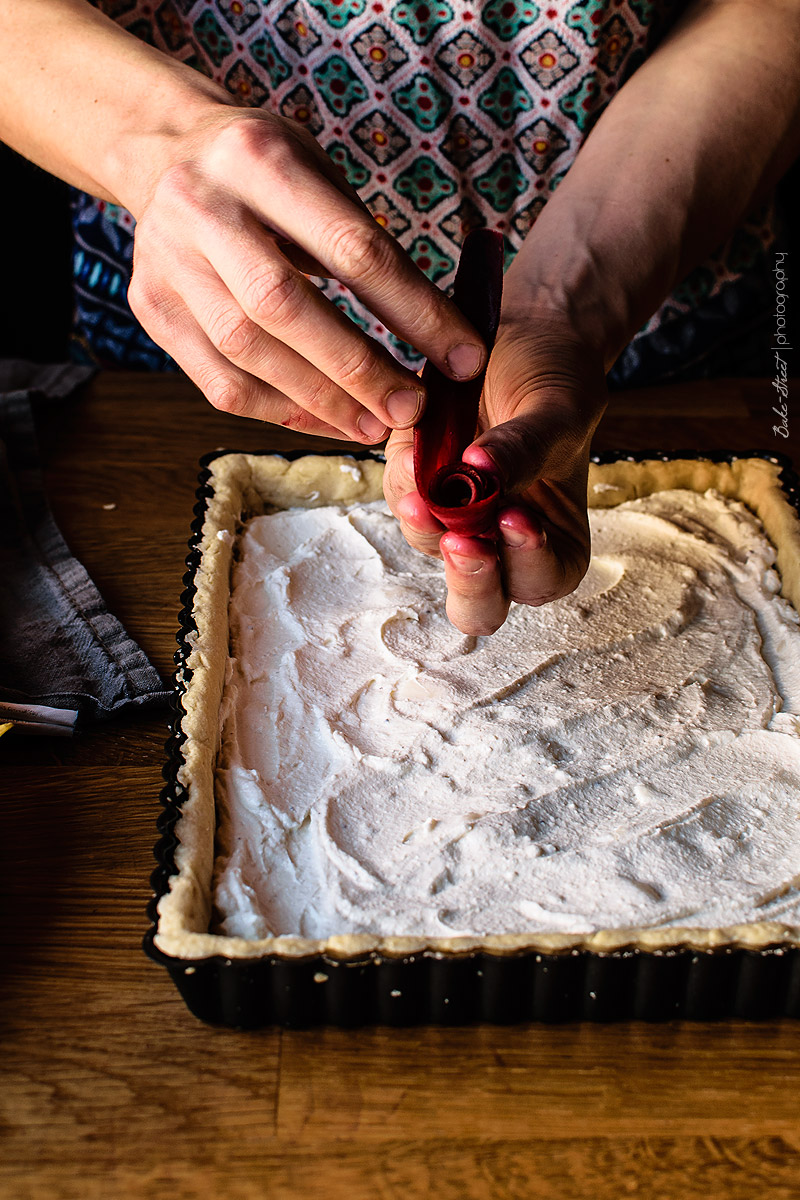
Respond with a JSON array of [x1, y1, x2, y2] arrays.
[[144, 449, 800, 1027]]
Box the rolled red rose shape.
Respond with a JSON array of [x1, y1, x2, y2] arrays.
[[413, 228, 505, 537]]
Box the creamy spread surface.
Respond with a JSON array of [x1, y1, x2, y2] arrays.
[[213, 487, 800, 939]]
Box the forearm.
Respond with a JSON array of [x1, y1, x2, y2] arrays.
[[0, 0, 230, 212], [508, 0, 800, 368]]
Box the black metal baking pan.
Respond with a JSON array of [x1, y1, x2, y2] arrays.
[[144, 448, 800, 1028]]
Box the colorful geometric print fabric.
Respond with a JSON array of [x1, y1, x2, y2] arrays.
[[72, 0, 774, 379]]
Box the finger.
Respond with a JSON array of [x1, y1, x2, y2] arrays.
[[140, 204, 417, 439], [396, 492, 445, 557], [382, 434, 416, 510], [205, 121, 488, 381], [526, 476, 592, 548], [158, 261, 392, 442], [498, 505, 588, 606], [279, 193, 487, 381], [275, 239, 328, 278], [129, 278, 351, 438], [440, 533, 509, 635], [471, 338, 604, 495], [465, 438, 591, 549], [139, 162, 423, 432], [207, 227, 427, 430], [478, 318, 608, 432], [464, 423, 553, 497], [383, 438, 444, 555]]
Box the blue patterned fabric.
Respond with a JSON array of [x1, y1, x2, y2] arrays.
[[71, 190, 178, 371]]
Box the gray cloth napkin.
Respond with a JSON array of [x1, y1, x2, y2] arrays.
[[0, 360, 169, 724]]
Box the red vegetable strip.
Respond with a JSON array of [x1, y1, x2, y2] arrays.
[[413, 228, 504, 536]]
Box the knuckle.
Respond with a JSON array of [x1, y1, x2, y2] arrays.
[[391, 277, 454, 348], [289, 411, 318, 434], [210, 117, 273, 173], [325, 219, 391, 280], [208, 307, 260, 360], [383, 473, 407, 512], [127, 272, 155, 319], [335, 341, 380, 394], [297, 376, 334, 417], [220, 116, 265, 156], [152, 160, 204, 214], [127, 273, 178, 331], [404, 532, 442, 559], [245, 267, 303, 328], [202, 373, 249, 417], [212, 117, 306, 190], [282, 408, 338, 437]]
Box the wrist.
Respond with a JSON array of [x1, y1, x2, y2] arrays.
[[503, 230, 638, 375], [496, 290, 611, 404], [102, 70, 234, 216], [0, 1, 237, 214], [489, 309, 609, 443]]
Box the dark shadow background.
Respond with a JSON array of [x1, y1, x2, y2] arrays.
[[1, 139, 798, 367], [1, 143, 73, 363]]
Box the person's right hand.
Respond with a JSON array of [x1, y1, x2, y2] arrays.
[[124, 107, 486, 440], [382, 314, 608, 634]]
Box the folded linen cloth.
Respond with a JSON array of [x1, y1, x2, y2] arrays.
[[0, 360, 169, 727]]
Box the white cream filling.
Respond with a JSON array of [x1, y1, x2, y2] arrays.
[[212, 488, 800, 940]]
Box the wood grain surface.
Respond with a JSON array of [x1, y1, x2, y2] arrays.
[[1, 372, 799, 1200]]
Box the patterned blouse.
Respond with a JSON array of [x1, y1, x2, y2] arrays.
[[72, 0, 774, 383]]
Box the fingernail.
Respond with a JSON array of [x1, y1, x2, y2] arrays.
[[448, 553, 485, 575], [500, 518, 545, 549], [464, 445, 500, 479], [386, 388, 423, 427], [500, 526, 527, 548], [446, 343, 483, 379], [358, 411, 389, 441]]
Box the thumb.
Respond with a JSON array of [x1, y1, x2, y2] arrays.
[[464, 325, 606, 495], [463, 402, 586, 496]]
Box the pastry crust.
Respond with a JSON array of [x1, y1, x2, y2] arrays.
[[155, 453, 800, 961]]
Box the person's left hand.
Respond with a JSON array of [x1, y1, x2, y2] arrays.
[[383, 313, 608, 634]]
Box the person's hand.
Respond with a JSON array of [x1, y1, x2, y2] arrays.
[[124, 107, 486, 440], [383, 314, 607, 634]]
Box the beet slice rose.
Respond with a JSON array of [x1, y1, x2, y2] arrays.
[[413, 228, 505, 537]]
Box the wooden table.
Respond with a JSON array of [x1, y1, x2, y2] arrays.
[[2, 372, 800, 1199]]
